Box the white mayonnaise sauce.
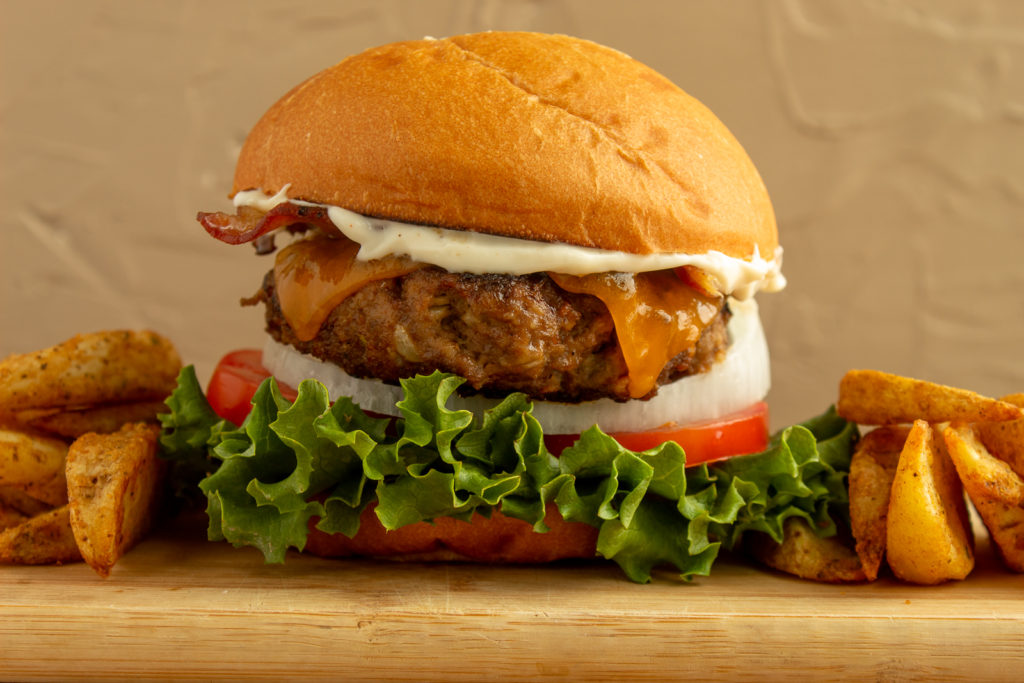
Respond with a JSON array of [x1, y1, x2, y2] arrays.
[[233, 186, 785, 299]]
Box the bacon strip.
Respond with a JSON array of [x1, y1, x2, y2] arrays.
[[197, 202, 338, 245]]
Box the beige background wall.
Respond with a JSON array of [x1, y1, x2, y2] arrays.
[[2, 0, 1022, 428]]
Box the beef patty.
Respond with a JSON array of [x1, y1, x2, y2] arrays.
[[252, 267, 730, 403]]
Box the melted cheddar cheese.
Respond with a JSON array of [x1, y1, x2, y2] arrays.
[[274, 234, 423, 341], [548, 271, 721, 399]]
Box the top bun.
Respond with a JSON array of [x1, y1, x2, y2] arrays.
[[232, 31, 777, 259]]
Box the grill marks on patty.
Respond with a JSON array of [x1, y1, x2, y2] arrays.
[[253, 267, 730, 403]]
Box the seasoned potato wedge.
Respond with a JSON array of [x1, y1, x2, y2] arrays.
[[944, 423, 1024, 572], [0, 505, 81, 565], [0, 330, 181, 416], [0, 427, 68, 506], [977, 393, 1024, 480], [838, 370, 1023, 426], [0, 502, 28, 531], [886, 421, 974, 584], [17, 400, 168, 439], [0, 485, 53, 517], [747, 517, 866, 583], [0, 330, 180, 572], [66, 423, 166, 577], [849, 426, 908, 581]]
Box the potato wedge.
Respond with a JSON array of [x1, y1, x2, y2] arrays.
[[944, 423, 1024, 572], [66, 422, 166, 577], [977, 393, 1024, 480], [747, 517, 867, 583], [0, 330, 181, 417], [18, 400, 168, 439], [0, 485, 53, 517], [0, 427, 68, 506], [886, 420, 974, 584], [849, 426, 908, 581], [0, 502, 28, 530], [838, 370, 1023, 426], [0, 505, 81, 564]]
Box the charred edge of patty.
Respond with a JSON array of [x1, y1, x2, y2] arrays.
[[248, 267, 731, 403]]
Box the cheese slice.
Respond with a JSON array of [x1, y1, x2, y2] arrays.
[[548, 270, 721, 399], [274, 234, 423, 341]]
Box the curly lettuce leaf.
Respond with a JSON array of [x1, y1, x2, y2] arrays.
[[159, 367, 857, 582], [702, 406, 857, 547], [158, 366, 233, 505]]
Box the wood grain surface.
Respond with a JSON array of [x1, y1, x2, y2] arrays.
[[2, 515, 1023, 681]]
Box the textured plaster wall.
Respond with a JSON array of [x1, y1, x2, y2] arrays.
[[2, 0, 1022, 428]]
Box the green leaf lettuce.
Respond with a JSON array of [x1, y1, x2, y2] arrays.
[[160, 366, 856, 583]]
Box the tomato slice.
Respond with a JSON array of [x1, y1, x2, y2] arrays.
[[613, 401, 769, 465], [207, 348, 769, 466], [206, 349, 296, 425], [544, 401, 770, 466]]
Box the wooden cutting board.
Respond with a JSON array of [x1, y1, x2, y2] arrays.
[[2, 515, 1023, 682]]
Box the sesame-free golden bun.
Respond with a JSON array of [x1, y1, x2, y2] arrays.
[[232, 31, 777, 260]]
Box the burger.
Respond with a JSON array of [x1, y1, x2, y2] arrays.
[[161, 32, 856, 582]]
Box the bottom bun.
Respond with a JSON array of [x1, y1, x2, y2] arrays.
[[306, 503, 599, 563]]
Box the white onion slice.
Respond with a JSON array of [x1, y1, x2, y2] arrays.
[[261, 297, 770, 434]]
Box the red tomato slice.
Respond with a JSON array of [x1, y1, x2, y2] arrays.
[[544, 401, 770, 466], [206, 349, 296, 425], [207, 349, 769, 466], [613, 401, 769, 464]]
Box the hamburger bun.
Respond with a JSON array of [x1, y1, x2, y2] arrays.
[[306, 503, 599, 564], [232, 31, 777, 259]]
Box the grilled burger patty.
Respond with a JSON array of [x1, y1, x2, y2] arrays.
[[252, 267, 730, 403]]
